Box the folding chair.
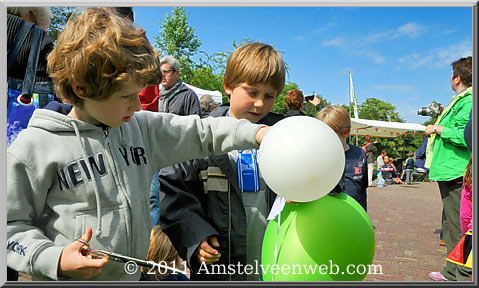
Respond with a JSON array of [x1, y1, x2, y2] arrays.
[[413, 168, 429, 182]]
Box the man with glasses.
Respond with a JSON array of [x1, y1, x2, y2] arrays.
[[158, 56, 201, 116], [139, 55, 201, 116]]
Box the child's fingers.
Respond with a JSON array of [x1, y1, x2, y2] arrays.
[[81, 227, 93, 242], [198, 248, 221, 260], [78, 254, 110, 269], [72, 227, 93, 251], [209, 236, 220, 248], [200, 239, 218, 254], [197, 250, 221, 264]]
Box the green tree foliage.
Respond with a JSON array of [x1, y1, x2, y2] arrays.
[[421, 116, 437, 126], [154, 7, 201, 84], [48, 7, 75, 44], [358, 98, 403, 122]]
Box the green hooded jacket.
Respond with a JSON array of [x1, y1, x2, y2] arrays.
[[426, 86, 472, 181]]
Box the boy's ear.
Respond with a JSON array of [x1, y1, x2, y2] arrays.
[[223, 80, 232, 99], [72, 81, 88, 99]]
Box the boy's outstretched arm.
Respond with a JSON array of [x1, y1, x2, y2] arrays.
[[137, 112, 267, 171], [57, 227, 109, 280]]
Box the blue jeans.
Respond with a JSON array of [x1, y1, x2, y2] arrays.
[[149, 171, 160, 227]]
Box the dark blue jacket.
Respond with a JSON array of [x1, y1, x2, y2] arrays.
[[415, 138, 429, 171], [159, 105, 282, 281], [344, 145, 368, 211]]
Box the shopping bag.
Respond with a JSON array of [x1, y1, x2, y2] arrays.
[[7, 20, 54, 146], [447, 231, 472, 269]]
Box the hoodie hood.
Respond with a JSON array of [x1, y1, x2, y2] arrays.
[[29, 109, 105, 134]]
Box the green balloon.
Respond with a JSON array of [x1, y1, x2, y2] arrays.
[[262, 193, 375, 281]]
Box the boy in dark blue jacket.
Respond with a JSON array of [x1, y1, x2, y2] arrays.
[[159, 43, 285, 281], [404, 151, 415, 184]]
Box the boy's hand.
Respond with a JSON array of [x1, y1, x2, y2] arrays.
[[196, 235, 221, 264], [58, 227, 109, 280], [255, 126, 270, 145]]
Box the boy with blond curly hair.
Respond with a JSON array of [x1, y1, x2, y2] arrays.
[[7, 8, 268, 281]]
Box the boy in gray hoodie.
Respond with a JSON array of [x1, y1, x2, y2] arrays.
[[6, 8, 268, 281]]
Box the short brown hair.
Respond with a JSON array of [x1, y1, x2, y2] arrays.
[[223, 42, 285, 97], [286, 89, 304, 110], [407, 151, 414, 158], [464, 155, 472, 186], [47, 8, 161, 108], [315, 105, 351, 135], [452, 56, 472, 87]]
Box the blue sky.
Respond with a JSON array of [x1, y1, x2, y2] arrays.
[[133, 6, 473, 124]]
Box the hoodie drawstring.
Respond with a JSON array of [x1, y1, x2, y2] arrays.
[[71, 121, 103, 238], [119, 126, 127, 148]]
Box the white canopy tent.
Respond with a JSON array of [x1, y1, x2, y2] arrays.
[[347, 72, 426, 143], [183, 83, 223, 104], [350, 118, 426, 138]]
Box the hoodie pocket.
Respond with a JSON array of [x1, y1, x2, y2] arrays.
[[74, 205, 129, 256]]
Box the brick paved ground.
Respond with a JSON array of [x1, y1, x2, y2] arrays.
[[364, 181, 446, 282], [17, 181, 447, 283]]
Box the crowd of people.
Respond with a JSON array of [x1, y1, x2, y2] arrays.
[[6, 7, 472, 283]]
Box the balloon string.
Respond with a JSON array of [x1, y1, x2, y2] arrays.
[[272, 210, 280, 281]]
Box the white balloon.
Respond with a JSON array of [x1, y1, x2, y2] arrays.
[[258, 116, 345, 202]]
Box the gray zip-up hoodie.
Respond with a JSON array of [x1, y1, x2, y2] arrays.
[[7, 109, 262, 281]]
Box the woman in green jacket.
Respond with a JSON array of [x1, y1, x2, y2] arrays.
[[426, 56, 472, 282]]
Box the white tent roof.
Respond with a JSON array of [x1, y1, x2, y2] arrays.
[[183, 83, 223, 104], [350, 118, 426, 138]]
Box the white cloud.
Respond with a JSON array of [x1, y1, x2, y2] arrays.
[[398, 39, 472, 69], [364, 22, 426, 43], [365, 51, 385, 64], [364, 30, 392, 43], [321, 37, 344, 47], [293, 21, 338, 45], [395, 22, 423, 38], [312, 21, 339, 34], [435, 40, 472, 66]]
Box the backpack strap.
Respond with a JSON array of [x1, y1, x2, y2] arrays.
[[19, 25, 44, 103], [7, 20, 35, 72]]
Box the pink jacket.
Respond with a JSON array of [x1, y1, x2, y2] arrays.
[[460, 183, 472, 235]]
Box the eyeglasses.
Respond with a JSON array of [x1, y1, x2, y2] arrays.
[[161, 69, 174, 75]]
